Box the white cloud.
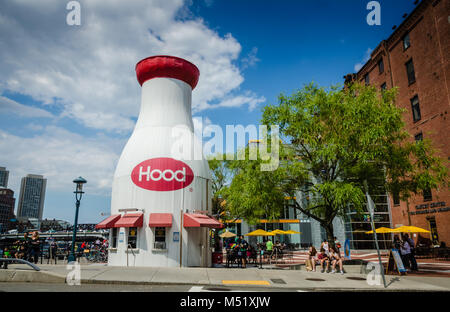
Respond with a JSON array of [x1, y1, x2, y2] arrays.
[[0, 0, 262, 132], [0, 126, 123, 195], [0, 96, 53, 118], [241, 47, 260, 69], [354, 48, 373, 72], [213, 92, 265, 111]]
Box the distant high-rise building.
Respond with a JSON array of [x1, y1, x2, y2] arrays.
[[0, 188, 15, 233], [17, 174, 47, 222], [0, 167, 9, 188]]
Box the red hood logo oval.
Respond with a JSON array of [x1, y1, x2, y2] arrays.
[[131, 157, 194, 191]]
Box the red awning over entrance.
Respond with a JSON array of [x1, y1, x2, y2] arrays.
[[114, 213, 144, 228], [149, 213, 173, 227], [183, 213, 223, 229], [95, 214, 121, 229]]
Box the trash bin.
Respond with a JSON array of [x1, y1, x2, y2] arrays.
[[212, 252, 223, 264]]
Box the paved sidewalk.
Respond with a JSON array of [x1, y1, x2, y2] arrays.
[[2, 263, 449, 291]]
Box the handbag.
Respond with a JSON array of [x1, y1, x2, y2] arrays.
[[305, 259, 313, 271]]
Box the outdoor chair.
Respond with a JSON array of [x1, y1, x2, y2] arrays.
[[248, 250, 258, 265], [225, 249, 241, 268]]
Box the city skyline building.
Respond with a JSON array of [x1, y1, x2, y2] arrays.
[[0, 188, 16, 233], [0, 167, 9, 188], [16, 174, 47, 224]]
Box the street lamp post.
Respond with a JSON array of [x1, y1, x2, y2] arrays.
[[67, 177, 87, 263]]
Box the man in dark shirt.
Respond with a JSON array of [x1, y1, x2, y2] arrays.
[[20, 232, 31, 261]]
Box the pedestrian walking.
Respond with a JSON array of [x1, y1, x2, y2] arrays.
[[236, 235, 248, 268], [265, 239, 274, 260], [30, 231, 41, 264]]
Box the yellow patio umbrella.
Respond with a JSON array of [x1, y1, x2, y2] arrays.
[[219, 229, 237, 238], [392, 225, 430, 233], [284, 230, 301, 234], [245, 229, 275, 236], [269, 229, 289, 235], [365, 227, 395, 234]]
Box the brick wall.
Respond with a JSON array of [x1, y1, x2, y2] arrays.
[[347, 0, 450, 245]]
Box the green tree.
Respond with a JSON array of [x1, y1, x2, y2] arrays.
[[207, 154, 233, 218], [222, 83, 448, 245]]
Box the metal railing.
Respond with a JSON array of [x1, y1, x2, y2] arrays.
[[126, 244, 136, 267], [0, 258, 41, 271]]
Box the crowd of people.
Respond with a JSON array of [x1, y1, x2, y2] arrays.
[[0, 231, 41, 268], [305, 237, 345, 274], [224, 236, 289, 268], [0, 232, 110, 268]]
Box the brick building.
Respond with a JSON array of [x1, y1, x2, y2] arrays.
[[344, 0, 449, 246]]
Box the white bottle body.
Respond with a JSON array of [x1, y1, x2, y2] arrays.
[[109, 78, 212, 267]]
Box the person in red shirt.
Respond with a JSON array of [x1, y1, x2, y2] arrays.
[[317, 248, 330, 273]]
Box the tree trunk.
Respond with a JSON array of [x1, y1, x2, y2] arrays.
[[324, 223, 335, 250]]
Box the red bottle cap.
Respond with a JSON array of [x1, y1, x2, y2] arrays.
[[135, 55, 200, 90]]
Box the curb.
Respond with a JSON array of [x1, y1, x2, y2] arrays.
[[76, 278, 448, 292], [1, 268, 448, 292], [0, 269, 65, 283]]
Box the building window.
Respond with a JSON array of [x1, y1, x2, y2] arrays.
[[128, 227, 138, 249], [423, 188, 432, 202], [393, 192, 400, 206], [154, 227, 166, 249], [414, 132, 423, 142], [110, 228, 118, 248], [378, 58, 384, 74], [364, 73, 370, 86], [381, 83, 387, 92], [405, 59, 416, 85], [403, 33, 410, 50], [411, 95, 421, 122]]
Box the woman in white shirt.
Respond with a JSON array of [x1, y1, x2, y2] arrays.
[[320, 239, 329, 256]]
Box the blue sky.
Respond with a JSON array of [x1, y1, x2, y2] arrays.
[[0, 0, 418, 223]]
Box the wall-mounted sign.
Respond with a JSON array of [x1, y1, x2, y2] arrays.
[[410, 206, 450, 215], [131, 157, 194, 191], [173, 232, 179, 242], [416, 202, 446, 210], [119, 232, 124, 243]]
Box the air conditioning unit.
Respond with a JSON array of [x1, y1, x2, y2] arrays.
[[153, 242, 166, 249]]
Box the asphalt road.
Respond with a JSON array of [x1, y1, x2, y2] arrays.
[[0, 282, 299, 292]]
